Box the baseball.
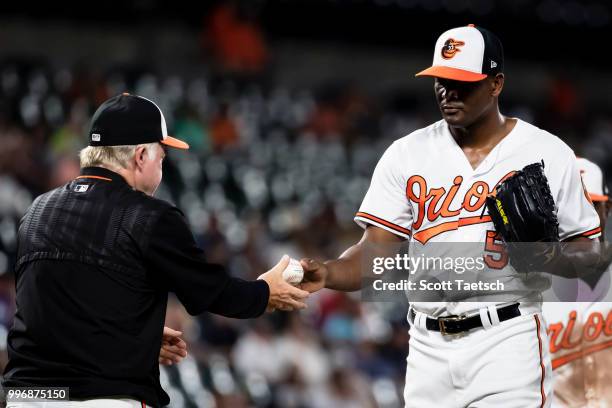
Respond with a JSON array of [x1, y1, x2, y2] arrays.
[[282, 258, 304, 285]]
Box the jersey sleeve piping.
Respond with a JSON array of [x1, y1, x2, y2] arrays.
[[579, 226, 602, 239], [354, 211, 411, 239]]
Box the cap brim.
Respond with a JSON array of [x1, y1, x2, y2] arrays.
[[589, 193, 609, 202], [415, 66, 487, 82], [161, 136, 189, 150]]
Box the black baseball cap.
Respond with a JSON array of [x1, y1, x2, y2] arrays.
[[416, 24, 504, 82], [88, 93, 189, 149]]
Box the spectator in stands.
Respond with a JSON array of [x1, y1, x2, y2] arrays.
[[210, 102, 240, 151]]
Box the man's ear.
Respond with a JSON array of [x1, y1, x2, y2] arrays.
[[491, 73, 504, 97], [134, 146, 148, 170]]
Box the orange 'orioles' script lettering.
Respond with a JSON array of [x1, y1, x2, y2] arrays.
[[405, 172, 515, 243], [548, 309, 612, 369]]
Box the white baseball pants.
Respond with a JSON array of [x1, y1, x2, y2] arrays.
[[404, 311, 553, 408]]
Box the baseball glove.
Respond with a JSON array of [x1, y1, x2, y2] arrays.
[[485, 161, 560, 272]]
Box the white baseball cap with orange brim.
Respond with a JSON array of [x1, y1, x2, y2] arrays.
[[416, 24, 504, 82]]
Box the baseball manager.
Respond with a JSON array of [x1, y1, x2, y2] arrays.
[[2, 93, 308, 407]]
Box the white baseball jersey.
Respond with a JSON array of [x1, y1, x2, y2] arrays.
[[355, 118, 601, 317], [541, 155, 612, 407], [543, 301, 612, 407]]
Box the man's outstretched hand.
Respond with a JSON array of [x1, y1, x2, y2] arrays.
[[298, 258, 328, 293], [258, 255, 310, 312], [159, 326, 188, 366]]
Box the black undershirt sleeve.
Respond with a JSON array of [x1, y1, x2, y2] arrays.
[[145, 207, 269, 317]]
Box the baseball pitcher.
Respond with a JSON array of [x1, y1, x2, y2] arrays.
[[299, 25, 603, 408]]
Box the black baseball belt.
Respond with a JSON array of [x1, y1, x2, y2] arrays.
[[409, 303, 521, 335]]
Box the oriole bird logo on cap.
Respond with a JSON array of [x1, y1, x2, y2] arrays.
[[441, 38, 465, 59]]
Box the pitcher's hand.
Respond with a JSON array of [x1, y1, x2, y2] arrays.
[[258, 255, 310, 312], [298, 258, 328, 293]]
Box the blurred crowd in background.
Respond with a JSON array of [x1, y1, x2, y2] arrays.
[[0, 1, 611, 407]]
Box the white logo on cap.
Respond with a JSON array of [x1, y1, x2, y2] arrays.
[[91, 133, 101, 142], [491, 60, 497, 69], [74, 184, 89, 193]]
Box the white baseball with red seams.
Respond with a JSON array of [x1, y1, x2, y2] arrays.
[[282, 258, 304, 285]]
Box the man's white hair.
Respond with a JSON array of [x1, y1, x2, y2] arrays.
[[79, 143, 158, 169]]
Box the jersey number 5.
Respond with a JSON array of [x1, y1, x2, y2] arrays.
[[484, 230, 509, 269]]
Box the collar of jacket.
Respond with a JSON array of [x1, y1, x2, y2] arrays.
[[78, 166, 129, 185]]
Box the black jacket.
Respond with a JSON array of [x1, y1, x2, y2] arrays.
[[3, 166, 269, 407]]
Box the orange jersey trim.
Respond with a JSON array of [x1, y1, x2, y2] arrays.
[[552, 339, 612, 370], [534, 315, 547, 408], [355, 212, 411, 236], [75, 175, 113, 182], [589, 193, 609, 202], [581, 226, 602, 238]]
